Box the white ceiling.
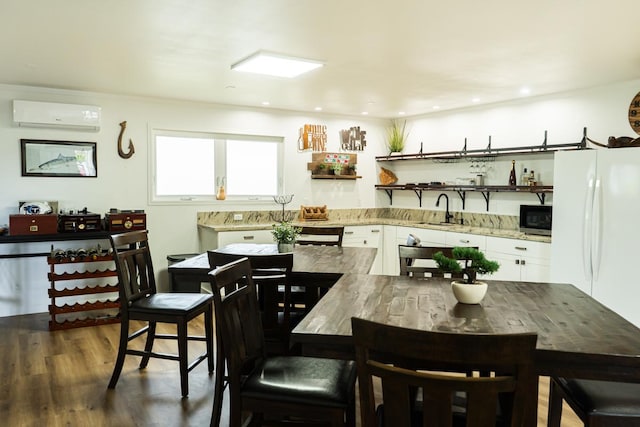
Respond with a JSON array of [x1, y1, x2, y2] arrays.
[[2, 0, 639, 118]]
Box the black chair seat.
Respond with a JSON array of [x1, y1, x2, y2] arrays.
[[130, 293, 213, 314], [243, 356, 356, 408], [557, 378, 640, 418]]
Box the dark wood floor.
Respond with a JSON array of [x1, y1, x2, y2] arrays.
[[0, 313, 581, 426]]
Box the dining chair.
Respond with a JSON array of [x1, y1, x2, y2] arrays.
[[108, 230, 214, 398], [548, 377, 640, 426], [208, 250, 294, 355], [351, 317, 538, 427], [399, 245, 469, 278], [296, 225, 345, 246], [208, 257, 357, 427]]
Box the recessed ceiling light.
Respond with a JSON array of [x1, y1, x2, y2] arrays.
[[314, 106, 322, 111], [472, 98, 480, 103], [433, 105, 440, 110], [398, 111, 406, 115], [520, 87, 531, 95], [261, 101, 270, 106], [231, 51, 323, 78], [361, 112, 369, 115]]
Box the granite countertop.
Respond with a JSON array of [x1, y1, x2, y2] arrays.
[[198, 218, 551, 243]]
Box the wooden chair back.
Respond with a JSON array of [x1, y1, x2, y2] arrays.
[[209, 258, 266, 376], [209, 250, 294, 352], [351, 317, 538, 427], [296, 226, 344, 246], [398, 245, 476, 279], [110, 230, 157, 305]]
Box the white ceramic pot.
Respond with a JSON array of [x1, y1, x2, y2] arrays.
[[277, 243, 294, 253], [451, 281, 488, 304]]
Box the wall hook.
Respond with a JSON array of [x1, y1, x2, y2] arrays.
[[117, 121, 135, 159]]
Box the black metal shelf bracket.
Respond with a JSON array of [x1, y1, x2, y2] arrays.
[[412, 189, 423, 207], [455, 190, 467, 210], [481, 192, 491, 212], [384, 189, 393, 205]]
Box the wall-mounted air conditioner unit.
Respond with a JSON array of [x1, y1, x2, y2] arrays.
[[13, 100, 102, 131]]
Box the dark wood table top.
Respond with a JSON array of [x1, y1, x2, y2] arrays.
[[169, 243, 377, 276], [291, 274, 640, 382]]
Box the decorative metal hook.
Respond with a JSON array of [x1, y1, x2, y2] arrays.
[[117, 121, 135, 159]]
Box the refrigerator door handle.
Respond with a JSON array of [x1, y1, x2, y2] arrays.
[[583, 176, 595, 282], [591, 177, 603, 281]]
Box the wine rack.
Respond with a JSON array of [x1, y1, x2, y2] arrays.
[[47, 252, 120, 331]]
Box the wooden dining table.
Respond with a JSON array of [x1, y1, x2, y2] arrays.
[[168, 243, 378, 292], [291, 273, 640, 384]]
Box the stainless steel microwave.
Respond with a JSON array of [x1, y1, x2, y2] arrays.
[[519, 205, 552, 236]]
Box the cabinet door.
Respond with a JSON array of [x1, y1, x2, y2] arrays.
[[520, 257, 551, 283], [343, 225, 383, 274], [485, 236, 551, 282]]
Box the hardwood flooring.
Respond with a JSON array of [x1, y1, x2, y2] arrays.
[[0, 313, 582, 426]]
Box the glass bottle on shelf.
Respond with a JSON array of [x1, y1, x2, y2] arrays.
[[508, 160, 517, 186], [521, 167, 528, 185]]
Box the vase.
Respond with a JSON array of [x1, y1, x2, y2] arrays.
[[451, 281, 488, 304], [277, 243, 294, 253]]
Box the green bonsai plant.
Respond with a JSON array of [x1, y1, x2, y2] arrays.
[[386, 119, 409, 153], [271, 221, 301, 244], [433, 247, 500, 284]]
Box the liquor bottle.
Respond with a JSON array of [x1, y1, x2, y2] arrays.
[[521, 167, 529, 186], [76, 248, 88, 260], [508, 160, 517, 186]]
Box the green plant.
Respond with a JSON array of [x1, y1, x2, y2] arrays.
[[271, 221, 301, 244], [331, 162, 343, 174], [433, 247, 500, 284], [386, 119, 409, 153]]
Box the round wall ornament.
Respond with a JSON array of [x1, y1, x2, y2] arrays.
[[628, 91, 640, 136]]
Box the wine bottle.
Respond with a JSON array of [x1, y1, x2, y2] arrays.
[[508, 160, 517, 186]]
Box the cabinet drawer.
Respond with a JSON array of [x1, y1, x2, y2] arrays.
[[217, 229, 273, 247], [396, 226, 446, 245], [445, 232, 486, 251], [486, 236, 550, 259], [343, 225, 382, 247]]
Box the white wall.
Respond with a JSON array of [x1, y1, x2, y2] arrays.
[[0, 84, 386, 316], [381, 78, 640, 214], [2, 78, 639, 316]]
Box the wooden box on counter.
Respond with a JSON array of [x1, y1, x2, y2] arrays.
[[9, 214, 59, 235], [104, 211, 146, 232]]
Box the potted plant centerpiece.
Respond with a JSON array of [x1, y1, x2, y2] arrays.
[[271, 221, 301, 253], [433, 247, 500, 304], [386, 119, 409, 155]]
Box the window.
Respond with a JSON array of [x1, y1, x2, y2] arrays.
[[150, 130, 283, 204]]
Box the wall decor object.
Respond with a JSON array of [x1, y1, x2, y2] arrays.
[[21, 139, 97, 177], [340, 126, 367, 151], [117, 120, 135, 158], [298, 124, 327, 151], [629, 91, 640, 136], [307, 152, 360, 179]]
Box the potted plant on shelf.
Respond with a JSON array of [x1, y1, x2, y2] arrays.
[[331, 162, 343, 175], [314, 163, 328, 175], [386, 119, 409, 155], [271, 221, 301, 253], [345, 163, 357, 176], [433, 247, 500, 304]]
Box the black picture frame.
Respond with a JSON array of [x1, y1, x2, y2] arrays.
[[21, 139, 97, 177]]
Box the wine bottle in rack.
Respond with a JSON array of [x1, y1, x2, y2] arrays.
[[508, 160, 517, 186]]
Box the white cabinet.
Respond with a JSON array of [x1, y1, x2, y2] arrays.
[[386, 226, 448, 276], [199, 228, 274, 251], [445, 231, 486, 251], [343, 225, 383, 274], [484, 236, 550, 282]]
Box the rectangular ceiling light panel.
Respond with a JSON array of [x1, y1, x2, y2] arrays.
[[231, 51, 323, 78]]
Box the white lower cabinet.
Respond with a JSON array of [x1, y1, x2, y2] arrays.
[[445, 231, 486, 251], [386, 226, 447, 276], [484, 236, 550, 282], [343, 225, 383, 274], [200, 229, 274, 251]]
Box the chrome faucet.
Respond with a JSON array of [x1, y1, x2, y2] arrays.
[[436, 193, 454, 224]]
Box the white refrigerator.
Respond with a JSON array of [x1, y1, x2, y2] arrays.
[[551, 147, 640, 327]]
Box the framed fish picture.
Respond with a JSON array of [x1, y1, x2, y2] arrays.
[[21, 139, 97, 177]]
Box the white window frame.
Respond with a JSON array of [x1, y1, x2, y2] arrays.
[[149, 129, 284, 205]]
